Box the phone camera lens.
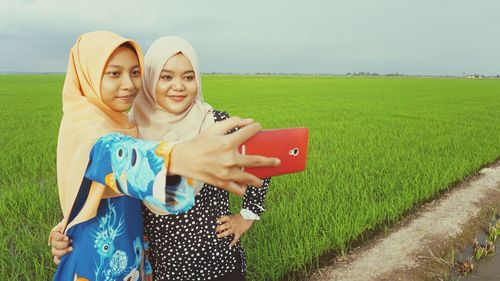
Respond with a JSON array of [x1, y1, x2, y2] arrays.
[[289, 148, 299, 156]]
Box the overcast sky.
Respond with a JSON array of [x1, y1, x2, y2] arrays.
[[1, 0, 499, 75]]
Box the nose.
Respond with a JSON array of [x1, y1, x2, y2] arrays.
[[172, 78, 185, 91], [121, 73, 135, 90]]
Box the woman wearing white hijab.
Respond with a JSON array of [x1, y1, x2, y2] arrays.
[[135, 36, 270, 281]]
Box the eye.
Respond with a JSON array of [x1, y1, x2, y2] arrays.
[[107, 71, 120, 78], [131, 148, 137, 167], [131, 69, 141, 77], [184, 75, 195, 81], [160, 75, 172, 81], [117, 148, 123, 158], [103, 244, 109, 252]]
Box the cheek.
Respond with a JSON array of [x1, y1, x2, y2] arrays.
[[155, 84, 169, 108], [187, 84, 198, 101], [158, 95, 169, 109], [101, 78, 117, 102], [133, 77, 142, 90], [155, 81, 170, 97]]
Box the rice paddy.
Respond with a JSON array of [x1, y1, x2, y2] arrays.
[[1, 74, 499, 280]]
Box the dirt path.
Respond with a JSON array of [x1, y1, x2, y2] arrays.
[[307, 161, 500, 281]]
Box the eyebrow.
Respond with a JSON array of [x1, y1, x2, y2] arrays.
[[105, 64, 140, 69], [161, 69, 195, 74]]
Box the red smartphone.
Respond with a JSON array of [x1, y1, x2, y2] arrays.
[[239, 127, 309, 178]]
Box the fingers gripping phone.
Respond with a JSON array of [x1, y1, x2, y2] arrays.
[[239, 128, 309, 178]]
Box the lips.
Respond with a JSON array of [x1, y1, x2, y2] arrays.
[[117, 95, 136, 103], [168, 95, 186, 102]]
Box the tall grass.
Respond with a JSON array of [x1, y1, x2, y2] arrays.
[[0, 75, 63, 280], [1, 75, 499, 280]]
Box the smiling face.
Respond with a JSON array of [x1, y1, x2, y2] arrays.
[[101, 45, 142, 112], [155, 53, 198, 115]]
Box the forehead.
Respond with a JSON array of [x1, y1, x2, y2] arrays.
[[162, 53, 194, 71], [105, 46, 139, 68]]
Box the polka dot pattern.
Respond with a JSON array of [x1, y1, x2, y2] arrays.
[[142, 110, 270, 281]]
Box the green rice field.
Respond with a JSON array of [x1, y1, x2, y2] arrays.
[[1, 74, 499, 280]]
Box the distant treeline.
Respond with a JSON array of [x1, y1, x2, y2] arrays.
[[2, 71, 500, 78], [203, 71, 500, 78]]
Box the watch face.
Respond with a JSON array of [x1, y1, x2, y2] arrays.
[[240, 209, 260, 220]]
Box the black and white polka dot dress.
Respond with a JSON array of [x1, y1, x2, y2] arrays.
[[142, 110, 270, 281]]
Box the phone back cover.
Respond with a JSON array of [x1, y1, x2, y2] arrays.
[[239, 127, 308, 178]]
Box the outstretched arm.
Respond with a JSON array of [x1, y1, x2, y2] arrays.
[[86, 133, 195, 214]]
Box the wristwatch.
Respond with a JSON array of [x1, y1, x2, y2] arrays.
[[240, 208, 260, 221]]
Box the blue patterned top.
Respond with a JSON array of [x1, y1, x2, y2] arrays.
[[53, 133, 195, 281]]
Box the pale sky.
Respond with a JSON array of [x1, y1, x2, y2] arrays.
[[1, 0, 499, 75]]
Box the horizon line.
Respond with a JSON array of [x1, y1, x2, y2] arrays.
[[2, 71, 500, 78]]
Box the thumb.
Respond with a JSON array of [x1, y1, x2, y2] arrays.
[[230, 233, 241, 248], [220, 181, 247, 197], [49, 221, 65, 245]]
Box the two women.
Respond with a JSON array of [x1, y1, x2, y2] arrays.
[[51, 31, 277, 280]]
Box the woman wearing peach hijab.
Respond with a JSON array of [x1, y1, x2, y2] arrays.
[[52, 31, 279, 281]]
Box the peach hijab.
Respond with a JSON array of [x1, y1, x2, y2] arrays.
[[57, 31, 144, 230]]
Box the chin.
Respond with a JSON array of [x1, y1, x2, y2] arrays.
[[166, 105, 189, 115], [180, 107, 192, 114], [112, 105, 132, 113]]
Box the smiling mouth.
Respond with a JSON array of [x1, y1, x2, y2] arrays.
[[117, 95, 136, 102], [168, 95, 187, 102]]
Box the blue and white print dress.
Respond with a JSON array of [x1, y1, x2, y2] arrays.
[[53, 133, 195, 281]]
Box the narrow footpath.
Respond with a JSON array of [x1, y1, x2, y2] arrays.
[[308, 161, 500, 281]]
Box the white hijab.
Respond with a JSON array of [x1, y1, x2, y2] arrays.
[[131, 36, 213, 142], [131, 36, 214, 214]]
